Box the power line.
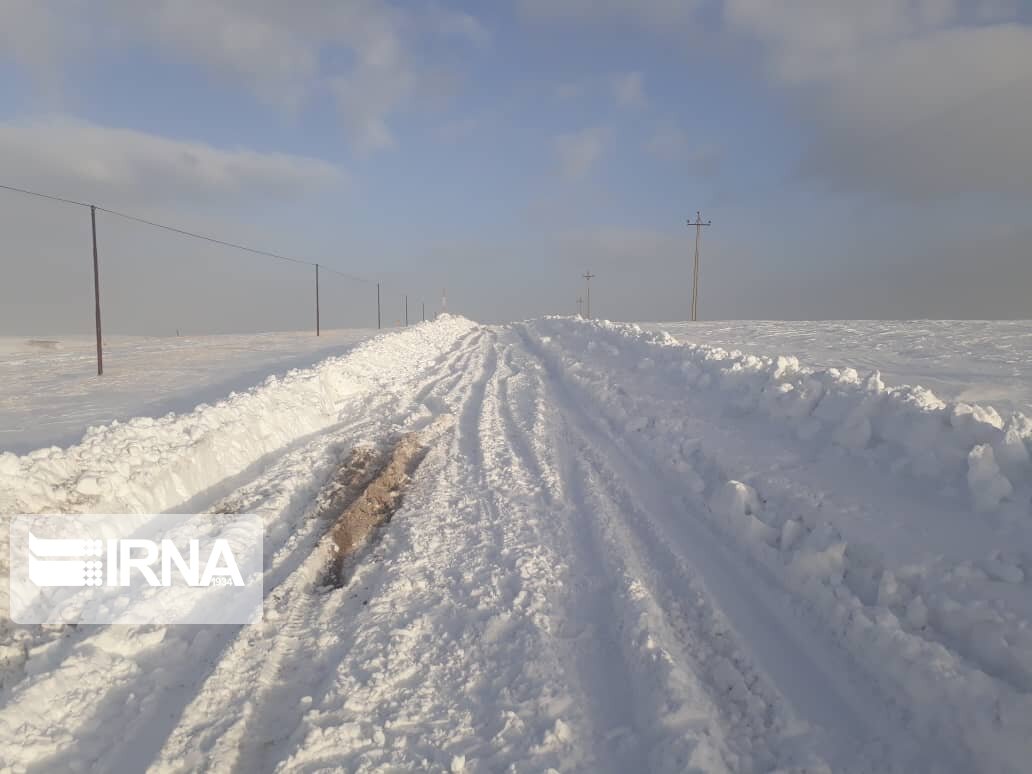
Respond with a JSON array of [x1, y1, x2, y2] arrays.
[[0, 182, 91, 209], [0, 181, 374, 285]]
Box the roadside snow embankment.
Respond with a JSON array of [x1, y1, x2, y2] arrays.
[[0, 316, 476, 516], [543, 318, 1031, 515]]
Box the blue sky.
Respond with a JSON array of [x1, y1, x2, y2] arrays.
[[1, 1, 1031, 332]]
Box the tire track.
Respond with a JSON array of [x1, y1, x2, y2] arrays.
[[489, 335, 650, 772]]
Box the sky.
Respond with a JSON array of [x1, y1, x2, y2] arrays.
[[0, 0, 1030, 334]]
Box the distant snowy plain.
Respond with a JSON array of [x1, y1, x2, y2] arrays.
[[650, 319, 1032, 415], [0, 329, 380, 453], [1, 317, 1030, 772]]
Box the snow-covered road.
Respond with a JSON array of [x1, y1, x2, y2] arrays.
[[2, 317, 1031, 772]]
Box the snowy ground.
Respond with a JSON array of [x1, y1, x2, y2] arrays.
[[651, 320, 1032, 416], [0, 329, 380, 454], [1, 317, 1031, 772]]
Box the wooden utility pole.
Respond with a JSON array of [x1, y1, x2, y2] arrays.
[[582, 271, 595, 319], [90, 205, 103, 376], [687, 211, 711, 322]]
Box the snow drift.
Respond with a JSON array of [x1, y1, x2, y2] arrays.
[[0, 316, 476, 516], [532, 317, 1031, 515]]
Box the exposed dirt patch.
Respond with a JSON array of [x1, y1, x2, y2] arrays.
[[312, 444, 389, 519], [322, 433, 430, 587]]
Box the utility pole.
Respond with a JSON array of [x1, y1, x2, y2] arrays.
[[687, 211, 712, 322], [90, 205, 103, 376], [577, 296, 583, 318], [422, 301, 425, 322], [582, 271, 595, 319], [315, 263, 320, 336], [405, 295, 408, 326], [377, 282, 381, 329]]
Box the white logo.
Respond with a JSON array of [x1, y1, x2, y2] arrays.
[[28, 532, 244, 588], [27, 533, 106, 586], [10, 514, 263, 624]]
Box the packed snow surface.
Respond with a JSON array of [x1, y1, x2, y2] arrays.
[[1, 316, 1031, 773]]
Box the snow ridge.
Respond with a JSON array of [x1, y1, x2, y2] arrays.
[[539, 316, 1031, 516], [0, 315, 477, 516]]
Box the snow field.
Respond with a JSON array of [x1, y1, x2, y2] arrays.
[[0, 329, 383, 454], [652, 320, 1032, 417]]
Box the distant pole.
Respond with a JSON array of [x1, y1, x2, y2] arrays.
[[687, 211, 712, 322], [315, 263, 320, 336], [377, 283, 381, 329], [90, 205, 103, 376], [582, 271, 595, 319], [577, 297, 583, 317], [405, 295, 408, 327], [422, 301, 425, 322], [441, 288, 447, 317]]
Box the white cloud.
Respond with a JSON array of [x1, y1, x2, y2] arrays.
[[0, 1, 490, 153], [723, 0, 1032, 197], [123, 1, 418, 150], [0, 118, 341, 205], [555, 127, 609, 179], [726, 0, 967, 84], [523, 0, 1032, 197], [798, 25, 1032, 197], [612, 72, 646, 107]]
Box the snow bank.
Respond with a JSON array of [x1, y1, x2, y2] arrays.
[[650, 319, 1032, 417], [0, 328, 383, 453], [536, 317, 1032, 516], [0, 316, 476, 516]]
